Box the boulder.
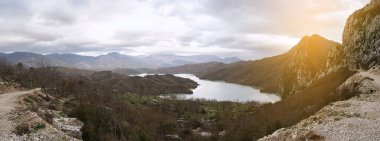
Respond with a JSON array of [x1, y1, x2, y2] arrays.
[[165, 134, 182, 140], [52, 118, 84, 139]]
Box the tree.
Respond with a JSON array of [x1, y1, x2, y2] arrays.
[[33, 59, 61, 100], [0, 58, 13, 81]]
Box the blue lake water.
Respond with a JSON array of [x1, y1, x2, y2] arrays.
[[136, 73, 281, 103]]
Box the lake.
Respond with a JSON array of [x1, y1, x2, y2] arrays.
[[137, 73, 281, 103]]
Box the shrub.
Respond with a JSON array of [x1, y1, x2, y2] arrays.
[[43, 112, 55, 124], [158, 120, 177, 134], [28, 103, 39, 112], [188, 118, 202, 129], [138, 132, 151, 141], [48, 103, 58, 110], [180, 128, 193, 137], [33, 123, 46, 130], [13, 123, 31, 135]]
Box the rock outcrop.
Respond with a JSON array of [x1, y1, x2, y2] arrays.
[[53, 118, 84, 139], [0, 89, 81, 141], [259, 1, 380, 140], [259, 70, 380, 141], [280, 35, 340, 96], [343, 0, 380, 70]]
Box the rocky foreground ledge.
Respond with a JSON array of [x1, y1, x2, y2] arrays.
[[0, 89, 83, 141], [259, 69, 380, 141]]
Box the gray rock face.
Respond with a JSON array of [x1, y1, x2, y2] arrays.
[[258, 70, 380, 141], [53, 118, 84, 139], [343, 0, 380, 70], [280, 35, 340, 97]]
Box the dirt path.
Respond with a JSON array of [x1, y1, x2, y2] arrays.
[[0, 89, 40, 113], [0, 88, 81, 141], [0, 89, 40, 137]]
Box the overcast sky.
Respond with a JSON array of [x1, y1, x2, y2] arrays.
[[0, 0, 370, 60]]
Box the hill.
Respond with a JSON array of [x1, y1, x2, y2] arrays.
[[86, 71, 199, 95]]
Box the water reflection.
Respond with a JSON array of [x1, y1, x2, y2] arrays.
[[162, 74, 281, 103]]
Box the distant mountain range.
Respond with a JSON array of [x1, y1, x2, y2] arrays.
[[0, 52, 241, 70]]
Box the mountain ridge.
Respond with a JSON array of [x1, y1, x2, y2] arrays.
[[0, 52, 241, 70]]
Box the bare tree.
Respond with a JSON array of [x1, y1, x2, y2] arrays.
[[0, 58, 13, 81], [33, 59, 61, 100]]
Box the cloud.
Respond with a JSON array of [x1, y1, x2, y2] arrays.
[[0, 0, 30, 18], [0, 0, 371, 60]]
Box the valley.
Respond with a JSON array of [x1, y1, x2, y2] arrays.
[[154, 34, 341, 97], [0, 0, 379, 141]]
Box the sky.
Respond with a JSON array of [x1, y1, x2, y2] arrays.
[[0, 0, 370, 60]]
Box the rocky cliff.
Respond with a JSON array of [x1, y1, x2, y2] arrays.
[[259, 69, 380, 141], [259, 1, 380, 140], [280, 35, 340, 96], [343, 0, 380, 70]]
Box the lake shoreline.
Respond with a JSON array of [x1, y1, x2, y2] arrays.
[[134, 73, 281, 103]]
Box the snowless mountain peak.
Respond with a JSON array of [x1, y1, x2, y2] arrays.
[[299, 34, 328, 44], [0, 52, 241, 69], [290, 34, 339, 53]]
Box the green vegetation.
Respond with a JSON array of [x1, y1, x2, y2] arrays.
[[32, 123, 46, 130], [13, 122, 46, 136], [0, 58, 357, 141], [67, 91, 262, 141]]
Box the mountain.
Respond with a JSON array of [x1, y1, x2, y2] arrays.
[[94, 52, 149, 69], [141, 54, 240, 68], [194, 34, 340, 97], [0, 52, 241, 70], [258, 1, 380, 140], [343, 0, 380, 70], [0, 52, 46, 65], [109, 68, 142, 75], [151, 62, 226, 74], [280, 34, 340, 95]]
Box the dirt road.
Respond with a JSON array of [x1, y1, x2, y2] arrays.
[[0, 89, 40, 136]]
